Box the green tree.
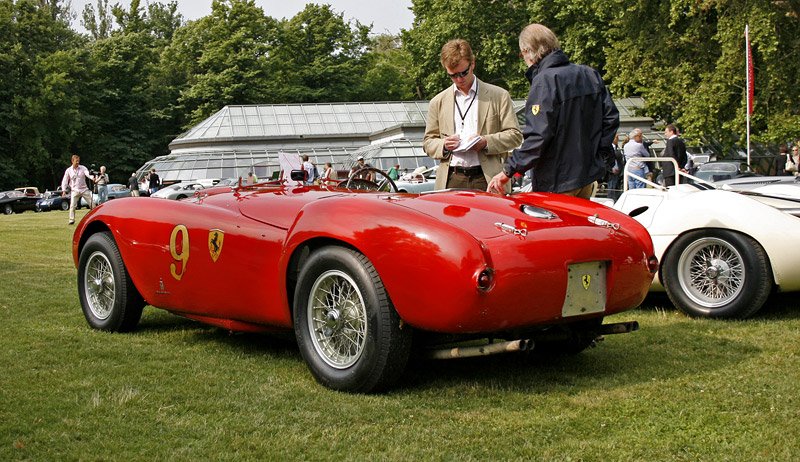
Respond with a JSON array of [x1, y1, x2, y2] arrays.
[[0, 0, 83, 190], [269, 3, 371, 103], [604, 0, 800, 148], [77, 31, 163, 178], [176, 0, 276, 126], [81, 0, 112, 39], [403, 0, 529, 99], [359, 34, 416, 101]]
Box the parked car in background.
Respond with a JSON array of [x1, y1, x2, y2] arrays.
[[15, 187, 41, 197], [195, 178, 221, 188], [1, 188, 41, 214], [693, 161, 756, 183], [214, 178, 240, 187], [83, 184, 132, 207], [716, 175, 800, 192], [37, 189, 77, 212], [395, 167, 437, 193], [614, 157, 800, 319], [150, 182, 206, 200]]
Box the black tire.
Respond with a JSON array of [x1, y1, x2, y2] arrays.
[[176, 194, 187, 200], [293, 246, 412, 392], [61, 200, 70, 211], [4, 204, 12, 215], [78, 232, 145, 332], [662, 229, 771, 319]]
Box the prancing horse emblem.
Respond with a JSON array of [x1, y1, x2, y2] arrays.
[[531, 105, 540, 115], [208, 229, 224, 262], [582, 274, 591, 290]]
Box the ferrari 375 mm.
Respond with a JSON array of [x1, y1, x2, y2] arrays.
[[73, 168, 657, 392]]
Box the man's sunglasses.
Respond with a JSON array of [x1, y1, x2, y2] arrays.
[[447, 64, 471, 79]]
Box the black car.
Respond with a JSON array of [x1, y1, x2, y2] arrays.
[[1, 190, 40, 215], [36, 189, 76, 212]]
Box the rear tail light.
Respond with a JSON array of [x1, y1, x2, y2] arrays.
[[476, 268, 495, 291]]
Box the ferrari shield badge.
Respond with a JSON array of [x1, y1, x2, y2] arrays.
[[208, 229, 224, 262], [531, 105, 540, 115], [582, 274, 591, 290]]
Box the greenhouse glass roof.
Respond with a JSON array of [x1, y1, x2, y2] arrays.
[[175, 102, 431, 142]]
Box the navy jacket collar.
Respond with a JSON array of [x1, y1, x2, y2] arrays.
[[525, 50, 570, 83]]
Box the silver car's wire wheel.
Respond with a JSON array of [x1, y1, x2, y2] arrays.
[[677, 237, 744, 308], [83, 250, 116, 320], [307, 270, 367, 369]]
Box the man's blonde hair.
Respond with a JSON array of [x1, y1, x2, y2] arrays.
[[440, 39, 474, 69], [519, 24, 560, 65]]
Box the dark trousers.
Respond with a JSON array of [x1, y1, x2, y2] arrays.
[[446, 167, 488, 191]]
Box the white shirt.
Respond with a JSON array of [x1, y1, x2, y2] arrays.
[[303, 161, 316, 182], [450, 79, 480, 168], [61, 165, 92, 193]]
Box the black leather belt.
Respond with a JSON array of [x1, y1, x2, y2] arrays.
[[449, 165, 483, 176]]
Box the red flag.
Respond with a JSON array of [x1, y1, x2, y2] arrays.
[[746, 25, 754, 115]]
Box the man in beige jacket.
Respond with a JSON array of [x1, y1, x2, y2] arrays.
[[423, 39, 522, 192]]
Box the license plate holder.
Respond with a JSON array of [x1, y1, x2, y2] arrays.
[[562, 261, 607, 317]]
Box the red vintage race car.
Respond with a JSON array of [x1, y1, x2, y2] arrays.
[[72, 168, 657, 392]]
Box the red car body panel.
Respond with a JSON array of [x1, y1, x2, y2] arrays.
[[73, 183, 655, 335]]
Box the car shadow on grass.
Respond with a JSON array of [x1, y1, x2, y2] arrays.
[[132, 304, 763, 394], [136, 306, 300, 359], [399, 319, 759, 394]]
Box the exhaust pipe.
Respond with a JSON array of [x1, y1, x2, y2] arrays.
[[426, 339, 534, 359]]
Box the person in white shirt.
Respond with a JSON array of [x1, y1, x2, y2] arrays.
[[624, 128, 651, 189], [423, 39, 522, 192], [301, 155, 317, 185], [60, 154, 94, 225]]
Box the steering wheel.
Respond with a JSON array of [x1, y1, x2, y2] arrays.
[[339, 167, 399, 193]]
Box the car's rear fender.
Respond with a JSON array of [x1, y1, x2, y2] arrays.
[[282, 195, 491, 331]]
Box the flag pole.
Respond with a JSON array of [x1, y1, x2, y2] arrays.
[[745, 24, 752, 166]]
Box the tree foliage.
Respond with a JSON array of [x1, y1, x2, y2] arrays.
[[268, 3, 372, 103], [593, 0, 800, 147], [3, 0, 800, 191], [403, 0, 529, 98]]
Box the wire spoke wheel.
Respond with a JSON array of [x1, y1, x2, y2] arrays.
[[294, 246, 412, 392], [84, 251, 116, 320], [677, 237, 744, 308], [78, 232, 144, 332], [664, 229, 771, 319], [308, 270, 367, 369]]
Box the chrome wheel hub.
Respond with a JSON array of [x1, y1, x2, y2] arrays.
[[678, 237, 744, 308], [307, 270, 367, 369], [84, 251, 115, 320]]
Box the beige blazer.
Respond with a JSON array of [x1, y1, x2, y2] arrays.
[[423, 78, 522, 192]]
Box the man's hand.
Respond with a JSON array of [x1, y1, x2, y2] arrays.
[[469, 135, 487, 152], [443, 134, 461, 152], [487, 171, 510, 194]]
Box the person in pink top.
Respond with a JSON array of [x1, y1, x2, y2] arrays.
[[61, 154, 94, 225]]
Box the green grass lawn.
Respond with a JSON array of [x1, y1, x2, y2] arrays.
[[2, 210, 799, 460]]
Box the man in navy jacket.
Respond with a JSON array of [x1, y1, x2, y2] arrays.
[[488, 24, 619, 199]]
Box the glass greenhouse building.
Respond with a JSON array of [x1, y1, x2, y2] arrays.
[[137, 97, 652, 184]]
